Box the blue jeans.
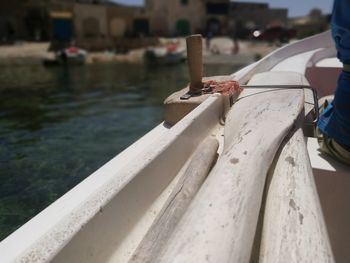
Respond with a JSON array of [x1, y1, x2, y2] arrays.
[[318, 0, 350, 147], [318, 71, 350, 147]]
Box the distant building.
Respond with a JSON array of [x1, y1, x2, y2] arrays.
[[229, 2, 288, 30], [145, 0, 230, 36], [144, 0, 288, 37], [0, 0, 51, 42], [0, 0, 146, 46], [0, 1, 23, 42], [0, 0, 291, 49], [47, 0, 148, 50], [206, 0, 230, 35], [107, 3, 148, 38], [289, 9, 330, 39]]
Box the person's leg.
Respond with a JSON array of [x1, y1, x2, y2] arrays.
[[332, 0, 350, 65], [317, 0, 350, 164], [318, 71, 350, 147]]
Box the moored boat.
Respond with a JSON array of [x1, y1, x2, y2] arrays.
[[43, 47, 87, 67], [0, 31, 349, 263], [144, 41, 186, 65]]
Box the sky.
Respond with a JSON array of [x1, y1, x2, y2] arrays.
[[112, 0, 333, 17]]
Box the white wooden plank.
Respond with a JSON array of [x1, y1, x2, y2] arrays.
[[2, 96, 223, 263], [260, 129, 334, 263], [129, 138, 219, 263], [233, 31, 333, 84], [156, 88, 305, 263]]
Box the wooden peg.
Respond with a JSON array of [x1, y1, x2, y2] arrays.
[[186, 34, 203, 94]]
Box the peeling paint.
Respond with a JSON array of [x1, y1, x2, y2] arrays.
[[230, 158, 239, 164], [285, 156, 296, 167], [299, 213, 304, 225], [289, 199, 297, 211], [244, 130, 252, 136]]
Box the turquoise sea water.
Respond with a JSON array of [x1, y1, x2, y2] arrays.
[[0, 62, 240, 240]]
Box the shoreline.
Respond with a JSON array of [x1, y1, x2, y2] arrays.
[[0, 39, 278, 67]]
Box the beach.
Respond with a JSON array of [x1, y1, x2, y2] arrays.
[[0, 38, 279, 66]]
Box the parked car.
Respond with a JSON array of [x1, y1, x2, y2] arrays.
[[253, 26, 297, 43]]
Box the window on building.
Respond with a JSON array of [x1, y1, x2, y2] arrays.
[[133, 19, 150, 37], [176, 19, 191, 36], [181, 0, 189, 6], [82, 17, 100, 38], [206, 3, 229, 15]]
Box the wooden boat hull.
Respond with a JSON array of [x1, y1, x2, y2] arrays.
[[0, 31, 349, 263]]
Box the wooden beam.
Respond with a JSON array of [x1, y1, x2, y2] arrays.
[[129, 137, 219, 263], [186, 35, 203, 92], [156, 88, 305, 262], [259, 128, 334, 263]]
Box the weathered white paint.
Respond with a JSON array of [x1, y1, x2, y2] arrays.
[[232, 31, 333, 84], [248, 71, 310, 86], [260, 129, 334, 263], [156, 88, 304, 263], [0, 30, 341, 263], [317, 58, 342, 68], [271, 50, 320, 74], [0, 95, 223, 263], [308, 47, 337, 67], [307, 137, 350, 263], [0, 123, 169, 262], [130, 137, 219, 263], [304, 45, 340, 99]]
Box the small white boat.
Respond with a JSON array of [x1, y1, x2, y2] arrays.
[[1, 31, 349, 263], [43, 47, 87, 67], [144, 43, 186, 65]]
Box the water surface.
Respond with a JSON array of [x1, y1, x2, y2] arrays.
[[0, 62, 240, 240]]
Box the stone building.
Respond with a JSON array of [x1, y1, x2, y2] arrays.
[[0, 0, 291, 49], [205, 0, 230, 35], [44, 1, 141, 49], [73, 3, 109, 48], [145, 0, 230, 36], [0, 0, 51, 42], [229, 2, 288, 30], [145, 0, 205, 36], [107, 4, 148, 38], [0, 0, 144, 44], [49, 1, 110, 43], [0, 1, 24, 42], [72, 2, 149, 50], [289, 9, 330, 39]]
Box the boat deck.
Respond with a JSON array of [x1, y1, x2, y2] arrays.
[[308, 138, 350, 263], [1, 31, 349, 263]]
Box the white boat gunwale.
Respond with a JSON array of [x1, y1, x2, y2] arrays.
[[0, 30, 347, 263]]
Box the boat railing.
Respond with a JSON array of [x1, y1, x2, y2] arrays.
[[153, 78, 334, 262], [0, 32, 338, 263], [233, 30, 333, 84]]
